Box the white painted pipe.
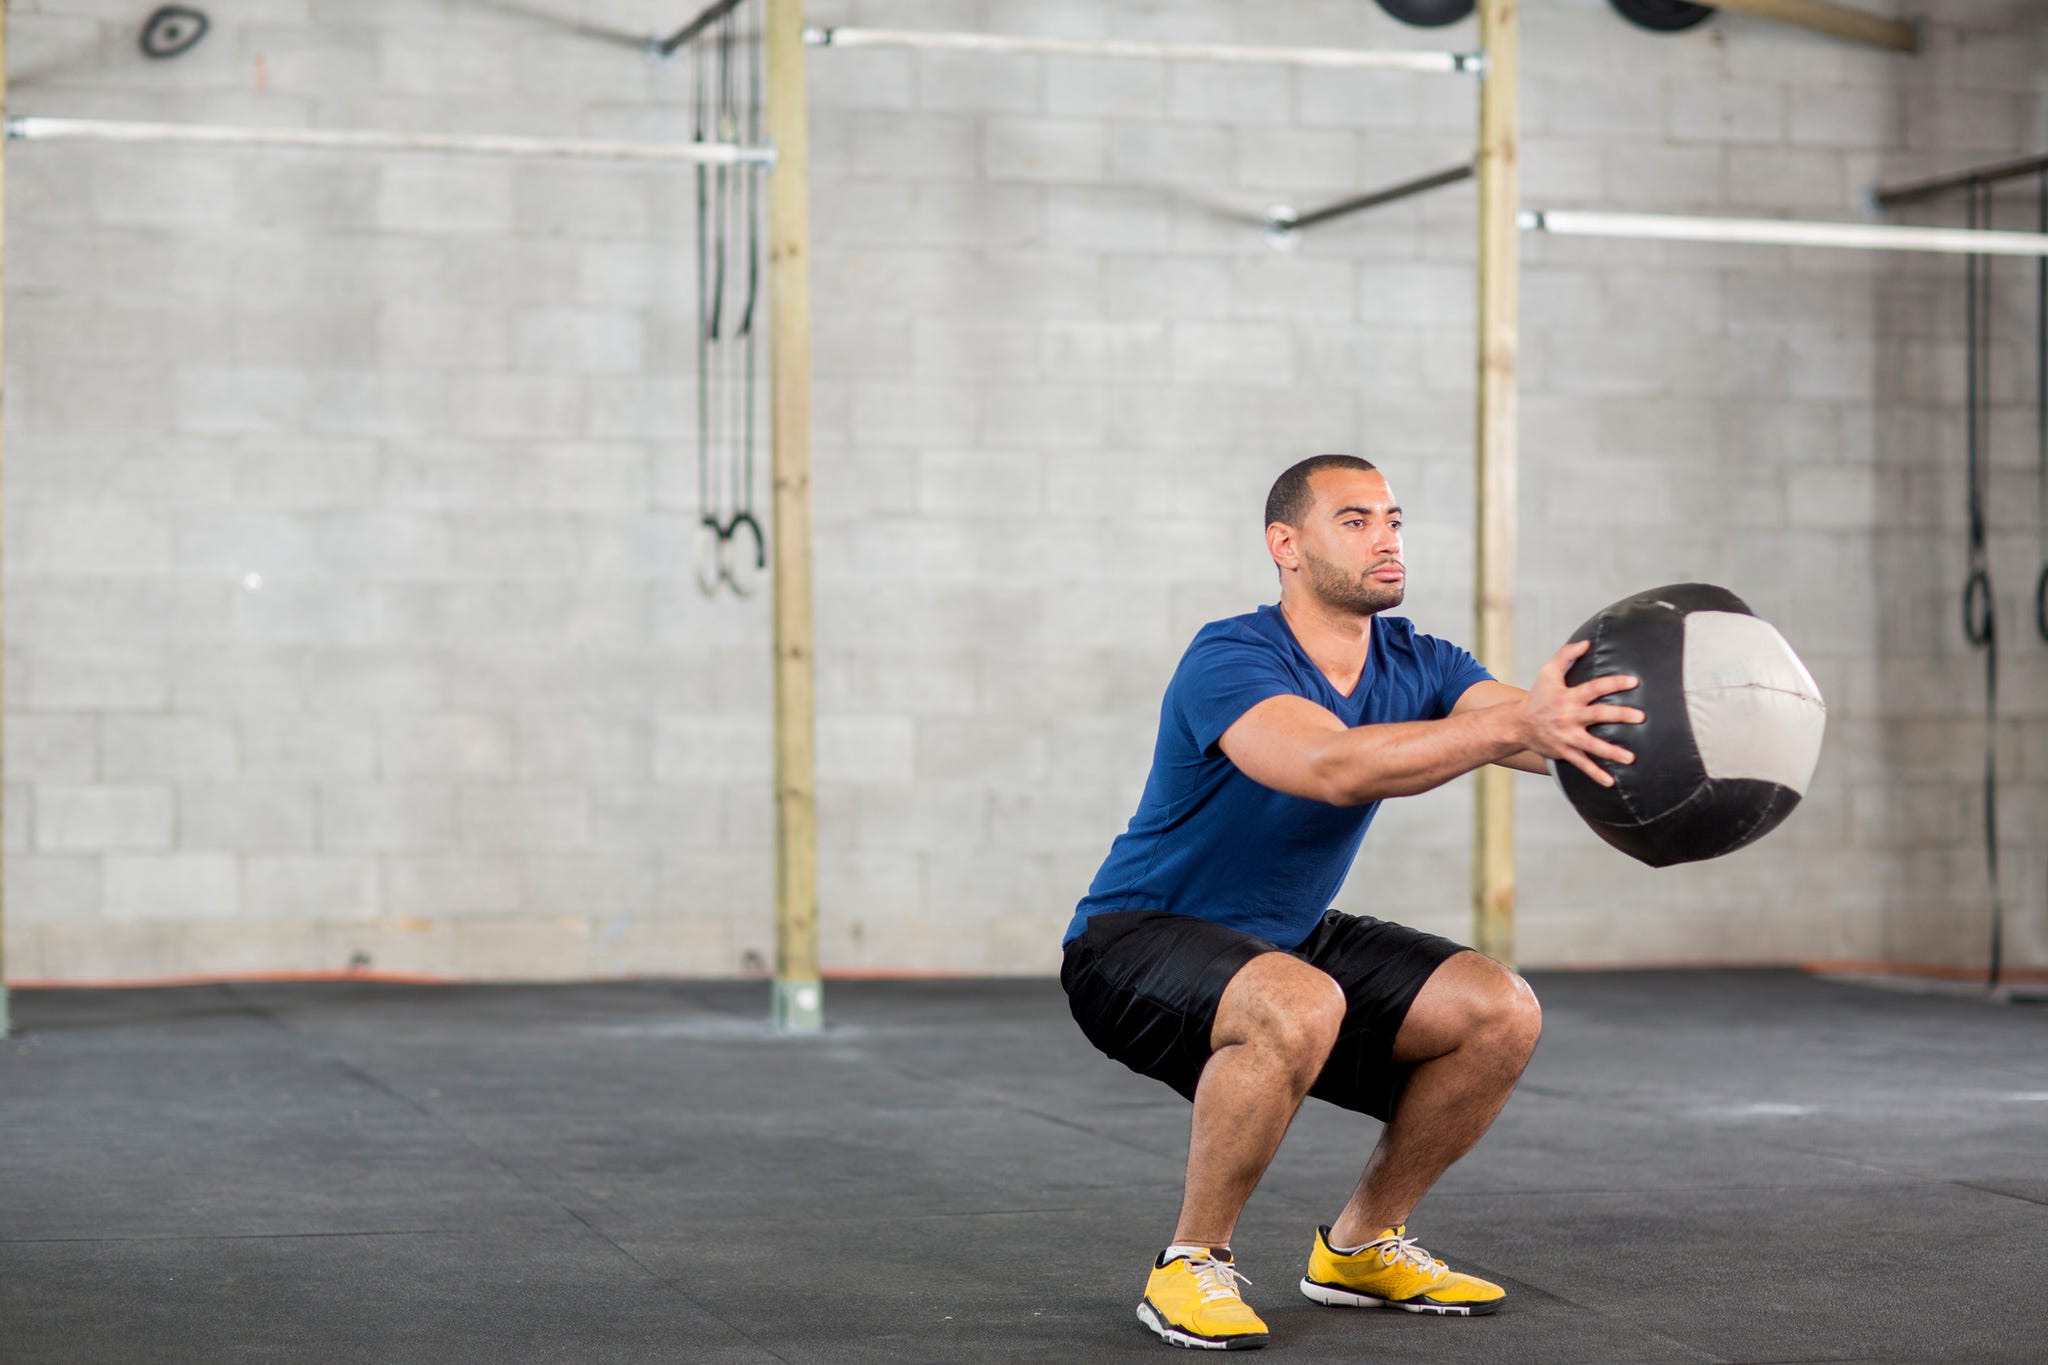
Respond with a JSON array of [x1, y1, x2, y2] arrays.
[[1522, 208, 2048, 258], [802, 26, 1479, 74], [4, 116, 775, 166]]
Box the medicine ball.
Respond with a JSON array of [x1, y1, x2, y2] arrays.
[[1554, 583, 1825, 867]]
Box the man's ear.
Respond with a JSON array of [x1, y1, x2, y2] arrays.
[[1266, 521, 1299, 574]]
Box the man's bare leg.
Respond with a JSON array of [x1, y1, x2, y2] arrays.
[[1171, 952, 1348, 1247], [1326, 951, 1542, 1247]]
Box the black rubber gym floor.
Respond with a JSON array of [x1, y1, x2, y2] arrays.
[[3, 969, 2043, 1363]]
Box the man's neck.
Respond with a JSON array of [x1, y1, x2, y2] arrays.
[[1279, 595, 1373, 695]]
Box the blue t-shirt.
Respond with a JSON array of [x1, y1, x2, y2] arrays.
[[1066, 604, 1493, 951]]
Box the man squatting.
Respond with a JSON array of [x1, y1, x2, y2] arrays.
[[1062, 454, 1643, 1350]]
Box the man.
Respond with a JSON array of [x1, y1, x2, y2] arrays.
[[1062, 454, 1644, 1350]]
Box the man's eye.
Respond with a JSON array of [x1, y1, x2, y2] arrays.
[[1389, 521, 1402, 531]]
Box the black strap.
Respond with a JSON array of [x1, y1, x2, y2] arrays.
[[1964, 185, 2004, 993], [2037, 168, 2048, 644]]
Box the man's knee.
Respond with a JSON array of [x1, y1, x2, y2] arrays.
[[1214, 954, 1346, 1080], [1398, 951, 1542, 1064], [1486, 970, 1542, 1060]]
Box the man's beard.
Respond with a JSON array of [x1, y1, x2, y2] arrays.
[[1303, 548, 1405, 616]]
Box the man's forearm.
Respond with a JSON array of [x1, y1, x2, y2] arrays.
[[1312, 705, 1529, 805]]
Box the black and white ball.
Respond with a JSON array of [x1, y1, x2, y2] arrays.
[[1554, 583, 1826, 867]]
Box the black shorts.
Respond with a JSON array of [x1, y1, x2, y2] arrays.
[[1060, 909, 1468, 1121]]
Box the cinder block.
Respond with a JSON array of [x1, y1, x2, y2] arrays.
[[517, 715, 653, 782], [378, 161, 516, 235], [307, 371, 453, 438], [1666, 81, 1788, 144], [14, 503, 173, 576], [917, 50, 1042, 113], [241, 713, 376, 778], [231, 438, 381, 508], [1789, 84, 1898, 149], [1046, 186, 1171, 252], [384, 855, 522, 917], [1100, 258, 1231, 320], [381, 29, 519, 97], [9, 717, 100, 781], [375, 715, 515, 781], [982, 384, 1107, 448], [5, 855, 105, 928], [1234, 126, 1358, 194], [1045, 55, 1166, 118], [1901, 88, 2027, 153], [513, 308, 646, 373], [916, 452, 1045, 518], [90, 153, 238, 228], [655, 851, 773, 918], [102, 717, 237, 780], [984, 117, 1107, 182], [104, 853, 239, 923], [231, 580, 380, 646], [1169, 61, 1290, 124], [1041, 320, 1169, 380], [844, 111, 980, 178], [379, 303, 512, 370], [1231, 257, 1356, 324], [456, 786, 591, 849], [320, 785, 456, 850], [519, 853, 657, 916], [1726, 147, 1850, 210], [37, 785, 174, 852], [244, 855, 380, 919], [1171, 322, 1294, 385], [1526, 73, 1664, 138], [809, 45, 917, 110], [911, 319, 1042, 379], [1108, 124, 1235, 187]]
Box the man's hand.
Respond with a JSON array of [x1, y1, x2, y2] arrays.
[[1518, 639, 1645, 788]]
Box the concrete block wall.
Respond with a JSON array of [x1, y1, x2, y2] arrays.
[[3, 0, 2044, 981]]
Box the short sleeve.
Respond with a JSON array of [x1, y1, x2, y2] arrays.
[[1172, 629, 1299, 754], [1422, 634, 1495, 719]]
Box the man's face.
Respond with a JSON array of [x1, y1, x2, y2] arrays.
[[1295, 468, 1405, 616]]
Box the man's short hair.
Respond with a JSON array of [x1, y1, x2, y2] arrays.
[[1264, 454, 1378, 531]]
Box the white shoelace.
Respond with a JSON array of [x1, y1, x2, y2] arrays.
[[1185, 1253, 1253, 1303], [1362, 1231, 1445, 1279]]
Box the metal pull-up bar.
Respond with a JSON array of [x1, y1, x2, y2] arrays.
[[3, 115, 775, 165], [1269, 163, 1475, 239], [1871, 152, 2048, 211], [803, 26, 1483, 74], [1522, 208, 2048, 257], [651, 0, 751, 59]]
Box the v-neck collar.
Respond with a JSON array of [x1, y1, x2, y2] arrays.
[[1270, 603, 1376, 703]]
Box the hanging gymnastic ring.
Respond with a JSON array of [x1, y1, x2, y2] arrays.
[[695, 516, 731, 597], [719, 511, 766, 598], [1962, 566, 1995, 648]]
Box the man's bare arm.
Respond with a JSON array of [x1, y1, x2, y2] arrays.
[[1451, 679, 1549, 774], [1217, 639, 1643, 806]]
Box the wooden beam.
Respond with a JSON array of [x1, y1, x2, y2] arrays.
[[765, 0, 821, 1033], [1706, 0, 1918, 54], [1473, 0, 1519, 969]]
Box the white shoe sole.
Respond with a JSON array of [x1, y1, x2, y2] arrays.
[[1136, 1299, 1269, 1350], [1299, 1277, 1501, 1316]]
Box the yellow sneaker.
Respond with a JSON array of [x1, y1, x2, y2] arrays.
[[1299, 1225, 1506, 1316], [1137, 1247, 1270, 1350]]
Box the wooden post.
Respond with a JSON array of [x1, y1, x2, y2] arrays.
[[1703, 0, 1918, 53], [1473, 0, 1519, 968], [765, 0, 821, 1033]]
